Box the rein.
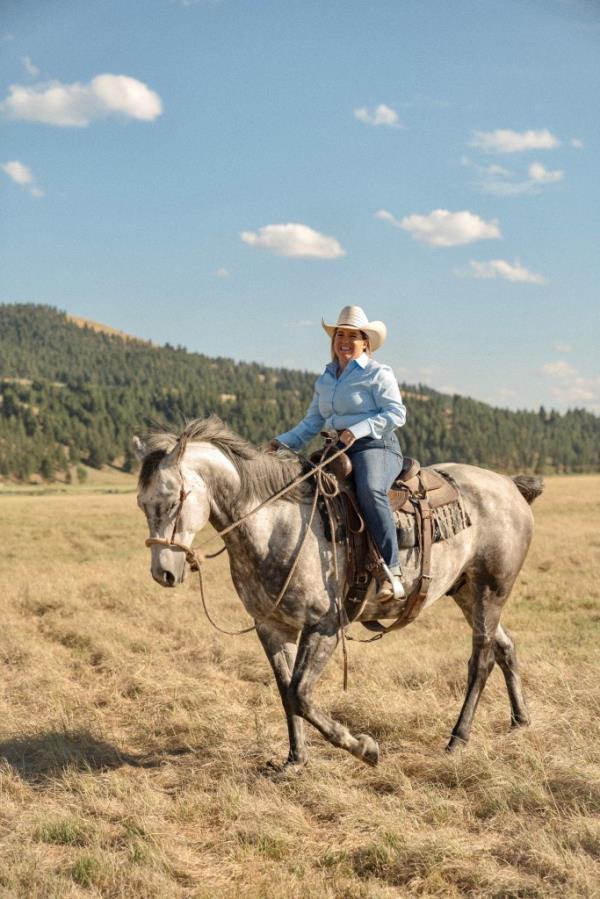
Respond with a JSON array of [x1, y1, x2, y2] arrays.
[[144, 442, 350, 648]]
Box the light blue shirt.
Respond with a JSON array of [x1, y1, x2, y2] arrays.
[[276, 353, 406, 450]]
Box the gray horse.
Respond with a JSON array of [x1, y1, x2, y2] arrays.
[[134, 416, 543, 768]]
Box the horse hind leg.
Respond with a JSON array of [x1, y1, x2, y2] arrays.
[[494, 624, 530, 729], [447, 582, 504, 752], [287, 618, 380, 767], [451, 587, 529, 742]]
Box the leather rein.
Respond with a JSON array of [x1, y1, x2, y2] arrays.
[[144, 442, 349, 653]]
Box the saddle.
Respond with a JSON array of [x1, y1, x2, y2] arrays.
[[316, 441, 460, 634]]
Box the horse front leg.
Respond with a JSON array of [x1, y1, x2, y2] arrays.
[[287, 616, 380, 766], [256, 623, 307, 767]]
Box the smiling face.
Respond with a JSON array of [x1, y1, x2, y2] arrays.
[[333, 327, 368, 370]]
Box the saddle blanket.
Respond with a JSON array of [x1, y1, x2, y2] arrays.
[[395, 496, 471, 548], [395, 469, 471, 548], [319, 470, 471, 548]]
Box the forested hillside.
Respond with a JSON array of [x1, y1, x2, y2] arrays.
[[1, 303, 599, 481]]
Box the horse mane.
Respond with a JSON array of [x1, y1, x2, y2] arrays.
[[138, 414, 310, 504]]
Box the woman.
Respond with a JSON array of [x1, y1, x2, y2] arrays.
[[272, 305, 407, 601]]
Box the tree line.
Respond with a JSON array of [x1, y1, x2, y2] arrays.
[[1, 303, 599, 481]]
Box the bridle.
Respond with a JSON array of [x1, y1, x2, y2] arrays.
[[143, 442, 349, 670]]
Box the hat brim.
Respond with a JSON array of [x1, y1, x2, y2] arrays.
[[321, 317, 387, 351]]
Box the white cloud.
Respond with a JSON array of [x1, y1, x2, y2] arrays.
[[469, 128, 560, 153], [555, 343, 572, 353], [2, 159, 33, 184], [465, 156, 563, 196], [0, 74, 163, 126], [215, 267, 231, 279], [374, 209, 398, 225], [541, 360, 578, 378], [22, 55, 40, 77], [465, 259, 546, 285], [2, 159, 44, 197], [480, 177, 537, 197], [378, 208, 501, 247], [571, 137, 584, 149], [540, 360, 600, 408], [551, 382, 598, 405], [354, 104, 400, 127], [241, 223, 346, 259], [529, 161, 564, 183], [486, 163, 512, 177]]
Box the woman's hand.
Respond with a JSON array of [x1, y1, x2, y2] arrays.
[[338, 429, 356, 447], [266, 438, 282, 453]]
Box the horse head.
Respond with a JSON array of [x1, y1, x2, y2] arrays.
[[134, 435, 211, 587]]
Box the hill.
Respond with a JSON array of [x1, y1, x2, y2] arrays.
[[66, 313, 145, 343], [1, 303, 599, 481]]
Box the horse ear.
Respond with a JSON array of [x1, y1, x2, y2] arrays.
[[132, 435, 146, 461]]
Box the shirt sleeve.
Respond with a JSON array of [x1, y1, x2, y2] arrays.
[[348, 366, 407, 440], [275, 389, 325, 450]]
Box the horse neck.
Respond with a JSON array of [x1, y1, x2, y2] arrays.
[[184, 442, 312, 559], [183, 443, 242, 531]]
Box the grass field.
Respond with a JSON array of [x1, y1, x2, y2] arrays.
[[0, 475, 599, 898]]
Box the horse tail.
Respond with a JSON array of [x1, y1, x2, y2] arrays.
[[512, 475, 544, 505]]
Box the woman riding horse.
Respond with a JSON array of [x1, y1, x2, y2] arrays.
[[272, 305, 406, 601]]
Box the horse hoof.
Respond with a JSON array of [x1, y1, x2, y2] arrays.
[[445, 734, 468, 753], [510, 718, 530, 731], [356, 733, 380, 767], [264, 757, 307, 779]]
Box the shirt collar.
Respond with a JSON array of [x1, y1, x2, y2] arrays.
[[326, 352, 370, 375]]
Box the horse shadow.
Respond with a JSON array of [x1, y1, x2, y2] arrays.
[[0, 729, 196, 784]]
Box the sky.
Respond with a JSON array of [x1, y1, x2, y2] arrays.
[[1, 0, 599, 413]]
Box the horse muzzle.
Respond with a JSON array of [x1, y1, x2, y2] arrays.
[[146, 538, 189, 588], [152, 567, 181, 588]]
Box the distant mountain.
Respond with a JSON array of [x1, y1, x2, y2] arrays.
[[1, 303, 599, 481]]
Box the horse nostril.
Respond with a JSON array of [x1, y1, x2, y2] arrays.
[[163, 570, 175, 587]]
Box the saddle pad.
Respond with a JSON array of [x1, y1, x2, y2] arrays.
[[395, 496, 471, 548]]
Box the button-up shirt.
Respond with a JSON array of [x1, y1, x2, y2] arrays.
[[276, 353, 406, 450]]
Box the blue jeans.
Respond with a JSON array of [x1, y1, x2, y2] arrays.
[[346, 434, 403, 568]]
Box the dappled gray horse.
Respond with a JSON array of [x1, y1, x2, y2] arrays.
[[135, 416, 543, 767]]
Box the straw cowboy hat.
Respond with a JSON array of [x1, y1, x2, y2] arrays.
[[321, 305, 387, 352]]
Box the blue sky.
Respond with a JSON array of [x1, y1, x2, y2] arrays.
[[1, 0, 599, 412]]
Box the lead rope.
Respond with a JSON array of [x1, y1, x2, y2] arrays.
[[194, 481, 321, 636], [145, 442, 348, 643], [320, 486, 349, 690]]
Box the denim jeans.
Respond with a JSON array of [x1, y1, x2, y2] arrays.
[[345, 434, 403, 568]]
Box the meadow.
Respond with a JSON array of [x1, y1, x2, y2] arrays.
[[0, 474, 599, 898]]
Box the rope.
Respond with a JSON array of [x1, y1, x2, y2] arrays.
[[145, 441, 346, 638], [190, 481, 321, 636]]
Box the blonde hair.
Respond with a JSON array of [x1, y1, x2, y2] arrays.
[[330, 329, 371, 362]]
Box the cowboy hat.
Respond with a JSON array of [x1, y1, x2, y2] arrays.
[[321, 305, 387, 351]]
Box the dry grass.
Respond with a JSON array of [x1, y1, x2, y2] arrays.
[[0, 476, 599, 898]]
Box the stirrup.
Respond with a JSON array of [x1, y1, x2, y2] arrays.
[[376, 565, 406, 602], [375, 577, 406, 602]]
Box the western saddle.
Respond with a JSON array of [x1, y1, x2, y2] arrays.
[[316, 435, 460, 634]]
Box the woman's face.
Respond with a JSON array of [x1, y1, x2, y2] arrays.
[[333, 328, 368, 369]]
